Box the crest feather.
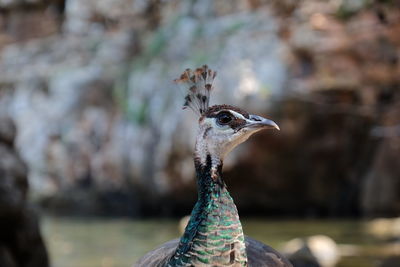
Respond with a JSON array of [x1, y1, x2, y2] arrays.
[[174, 65, 217, 116]]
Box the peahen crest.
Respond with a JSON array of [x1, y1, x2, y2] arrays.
[[174, 65, 217, 116]]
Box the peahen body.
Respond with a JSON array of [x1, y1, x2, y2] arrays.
[[135, 66, 292, 267]]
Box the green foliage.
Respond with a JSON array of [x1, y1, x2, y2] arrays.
[[112, 16, 188, 125], [147, 30, 168, 59], [113, 67, 149, 126], [225, 21, 246, 36], [335, 0, 372, 20], [113, 12, 249, 125]]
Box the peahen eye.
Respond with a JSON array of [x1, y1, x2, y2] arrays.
[[216, 112, 233, 125]]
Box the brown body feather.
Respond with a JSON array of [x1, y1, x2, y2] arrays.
[[134, 237, 293, 267]]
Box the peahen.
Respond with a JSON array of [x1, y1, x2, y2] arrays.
[[135, 65, 292, 267]]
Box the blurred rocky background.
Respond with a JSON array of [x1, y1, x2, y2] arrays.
[[0, 0, 399, 220]]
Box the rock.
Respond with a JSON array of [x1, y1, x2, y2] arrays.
[[380, 256, 400, 267], [361, 105, 400, 217], [0, 0, 399, 218], [0, 116, 49, 267], [0, 115, 16, 145], [0, 0, 288, 216], [283, 235, 340, 267], [366, 217, 400, 240], [0, 0, 61, 48]]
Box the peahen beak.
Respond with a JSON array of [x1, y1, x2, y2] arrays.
[[246, 115, 280, 130]]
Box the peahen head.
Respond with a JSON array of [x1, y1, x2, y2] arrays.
[[175, 65, 279, 165], [196, 104, 279, 163]]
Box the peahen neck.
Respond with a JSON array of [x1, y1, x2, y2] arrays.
[[166, 153, 248, 266]]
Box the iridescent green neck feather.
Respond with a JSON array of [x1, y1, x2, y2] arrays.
[[166, 155, 247, 267]]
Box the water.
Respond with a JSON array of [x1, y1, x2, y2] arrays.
[[41, 216, 394, 267]]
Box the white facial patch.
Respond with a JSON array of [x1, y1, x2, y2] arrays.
[[229, 110, 257, 127], [195, 113, 256, 165]]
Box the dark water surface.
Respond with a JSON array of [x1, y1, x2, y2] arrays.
[[41, 216, 392, 267]]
